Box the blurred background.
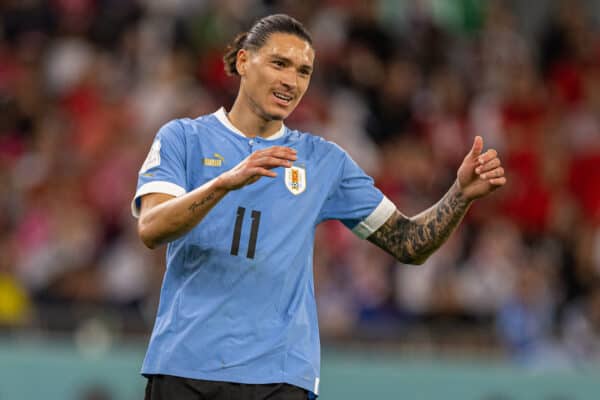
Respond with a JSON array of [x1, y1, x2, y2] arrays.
[[1, 0, 600, 399]]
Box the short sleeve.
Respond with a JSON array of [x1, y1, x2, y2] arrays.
[[318, 149, 396, 239], [131, 120, 187, 218]]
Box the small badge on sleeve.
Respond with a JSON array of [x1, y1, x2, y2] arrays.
[[284, 165, 306, 195], [140, 140, 161, 174]]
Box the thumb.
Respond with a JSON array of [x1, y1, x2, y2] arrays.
[[468, 135, 484, 159]]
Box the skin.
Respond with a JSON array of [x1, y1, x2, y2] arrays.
[[138, 31, 507, 263], [368, 136, 506, 264], [228, 33, 314, 137], [138, 33, 312, 248]]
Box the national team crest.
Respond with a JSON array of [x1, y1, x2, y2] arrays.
[[284, 165, 306, 195]]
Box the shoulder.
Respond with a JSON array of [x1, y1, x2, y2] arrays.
[[172, 112, 217, 131], [157, 118, 186, 136], [157, 112, 216, 141], [286, 128, 347, 159]]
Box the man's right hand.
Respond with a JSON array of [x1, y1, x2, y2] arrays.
[[138, 146, 297, 248], [217, 146, 297, 190]]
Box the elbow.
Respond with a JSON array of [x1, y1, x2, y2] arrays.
[[138, 220, 159, 249], [142, 237, 158, 250], [410, 256, 428, 266], [395, 253, 428, 266]]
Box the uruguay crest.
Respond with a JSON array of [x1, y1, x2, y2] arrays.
[[284, 165, 306, 195]]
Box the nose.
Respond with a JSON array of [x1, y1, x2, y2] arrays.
[[279, 68, 297, 91]]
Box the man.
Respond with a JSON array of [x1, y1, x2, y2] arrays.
[[132, 14, 506, 400]]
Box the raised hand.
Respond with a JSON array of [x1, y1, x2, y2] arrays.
[[457, 136, 506, 201], [217, 146, 297, 190]]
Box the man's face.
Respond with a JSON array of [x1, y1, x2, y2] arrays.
[[237, 33, 314, 121]]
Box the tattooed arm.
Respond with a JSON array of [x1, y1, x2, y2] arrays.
[[137, 181, 228, 249], [367, 136, 506, 264], [137, 146, 297, 249], [368, 180, 470, 265]]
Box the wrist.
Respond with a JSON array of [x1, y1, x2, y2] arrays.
[[212, 175, 232, 194], [453, 178, 474, 205]]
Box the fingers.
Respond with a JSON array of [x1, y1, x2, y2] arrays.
[[474, 147, 504, 184], [468, 136, 484, 159], [479, 166, 504, 180], [255, 146, 297, 161], [247, 146, 298, 170], [489, 177, 507, 186], [223, 147, 297, 190], [475, 157, 501, 174], [240, 146, 298, 183], [250, 167, 278, 178], [476, 149, 498, 165], [252, 155, 294, 169]]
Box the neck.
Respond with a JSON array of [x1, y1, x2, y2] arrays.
[[227, 94, 283, 138]]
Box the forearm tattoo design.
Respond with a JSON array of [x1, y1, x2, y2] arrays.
[[368, 186, 470, 264], [188, 192, 216, 214]]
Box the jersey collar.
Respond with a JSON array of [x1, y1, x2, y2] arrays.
[[214, 107, 286, 141]]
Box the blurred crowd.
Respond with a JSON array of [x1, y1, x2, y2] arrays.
[[1, 0, 600, 368]]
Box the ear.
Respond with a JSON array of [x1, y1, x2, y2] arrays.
[[236, 49, 248, 76]]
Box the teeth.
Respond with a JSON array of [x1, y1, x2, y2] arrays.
[[274, 92, 292, 101]]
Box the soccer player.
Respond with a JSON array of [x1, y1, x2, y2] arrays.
[[132, 14, 506, 400]]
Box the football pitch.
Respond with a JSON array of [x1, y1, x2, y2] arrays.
[[1, 339, 598, 400]]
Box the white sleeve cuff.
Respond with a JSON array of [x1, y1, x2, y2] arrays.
[[352, 196, 396, 239], [131, 181, 186, 218]]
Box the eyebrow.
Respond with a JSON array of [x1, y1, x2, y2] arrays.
[[270, 55, 313, 73]]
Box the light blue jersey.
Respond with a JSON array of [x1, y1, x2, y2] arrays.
[[132, 108, 395, 395]]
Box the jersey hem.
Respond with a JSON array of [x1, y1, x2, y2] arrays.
[[131, 181, 186, 218], [140, 366, 318, 395], [352, 196, 396, 239]]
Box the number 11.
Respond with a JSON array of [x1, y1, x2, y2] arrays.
[[230, 206, 261, 259]]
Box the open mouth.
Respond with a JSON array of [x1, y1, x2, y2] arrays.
[[272, 91, 293, 105]]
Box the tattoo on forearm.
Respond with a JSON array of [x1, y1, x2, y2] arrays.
[[368, 184, 470, 264], [188, 192, 216, 214]]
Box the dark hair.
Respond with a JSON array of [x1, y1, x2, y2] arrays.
[[223, 14, 313, 76]]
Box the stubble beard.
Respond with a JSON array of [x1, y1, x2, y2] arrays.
[[249, 94, 289, 122]]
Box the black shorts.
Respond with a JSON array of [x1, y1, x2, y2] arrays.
[[144, 374, 312, 400]]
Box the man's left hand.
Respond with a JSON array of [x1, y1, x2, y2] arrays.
[[457, 136, 507, 201]]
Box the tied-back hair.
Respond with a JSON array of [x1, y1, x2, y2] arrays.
[[223, 14, 313, 76]]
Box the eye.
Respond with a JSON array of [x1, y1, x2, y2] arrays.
[[272, 60, 285, 68]]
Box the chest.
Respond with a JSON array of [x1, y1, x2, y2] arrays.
[[185, 135, 331, 206], [181, 134, 335, 260]]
